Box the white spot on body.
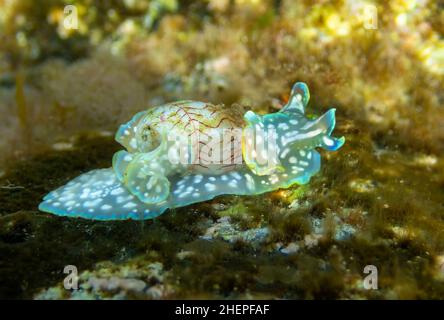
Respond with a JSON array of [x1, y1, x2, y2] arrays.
[[130, 138, 137, 149], [65, 200, 76, 207], [111, 188, 125, 196], [194, 175, 203, 184], [230, 172, 242, 180], [280, 148, 290, 159], [282, 129, 323, 145], [228, 180, 238, 188], [245, 174, 255, 191], [323, 136, 334, 146], [84, 198, 102, 208], [269, 174, 279, 184], [59, 193, 75, 201], [292, 166, 304, 173], [204, 183, 216, 192], [79, 188, 91, 199], [123, 202, 137, 209], [116, 196, 126, 204]]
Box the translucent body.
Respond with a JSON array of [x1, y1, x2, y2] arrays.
[[39, 82, 345, 220]]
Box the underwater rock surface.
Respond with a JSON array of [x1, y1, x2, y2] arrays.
[[0, 128, 443, 299], [0, 0, 443, 300]]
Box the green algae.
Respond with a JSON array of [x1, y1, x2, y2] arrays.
[[0, 0, 444, 301], [0, 122, 443, 299]]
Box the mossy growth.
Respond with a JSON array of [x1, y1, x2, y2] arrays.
[[0, 123, 444, 300]]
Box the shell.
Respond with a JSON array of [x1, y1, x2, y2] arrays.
[[115, 100, 245, 175], [39, 82, 345, 220]]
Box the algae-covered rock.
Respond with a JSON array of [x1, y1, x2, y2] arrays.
[[1, 0, 444, 300], [0, 119, 443, 300], [200, 216, 269, 246]]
